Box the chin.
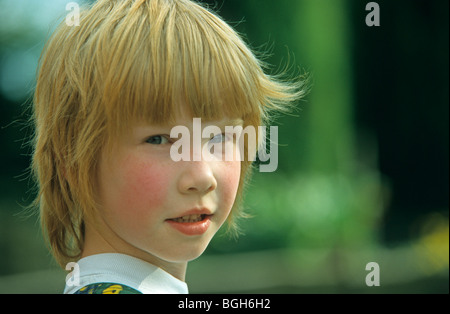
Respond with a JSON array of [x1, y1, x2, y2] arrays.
[[157, 240, 211, 263]]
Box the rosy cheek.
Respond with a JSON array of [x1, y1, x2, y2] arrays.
[[116, 157, 170, 217]]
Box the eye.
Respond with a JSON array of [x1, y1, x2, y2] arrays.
[[145, 135, 170, 145], [209, 133, 232, 144]]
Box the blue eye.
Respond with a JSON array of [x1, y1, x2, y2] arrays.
[[146, 135, 169, 145], [209, 133, 227, 144]]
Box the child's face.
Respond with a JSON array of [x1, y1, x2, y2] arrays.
[[94, 108, 242, 265]]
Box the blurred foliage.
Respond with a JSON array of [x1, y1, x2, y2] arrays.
[[0, 0, 448, 293]]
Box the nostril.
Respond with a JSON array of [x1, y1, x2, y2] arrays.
[[177, 163, 217, 194], [187, 183, 214, 193]]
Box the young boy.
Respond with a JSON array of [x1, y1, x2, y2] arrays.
[[31, 0, 304, 294]]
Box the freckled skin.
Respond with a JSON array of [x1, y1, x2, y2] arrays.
[[83, 115, 242, 280]]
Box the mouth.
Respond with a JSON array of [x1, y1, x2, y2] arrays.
[[166, 211, 213, 236], [168, 214, 211, 223]]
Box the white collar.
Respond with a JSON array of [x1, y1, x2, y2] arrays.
[[63, 253, 189, 294]]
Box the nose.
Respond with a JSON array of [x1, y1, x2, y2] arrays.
[[177, 161, 217, 195]]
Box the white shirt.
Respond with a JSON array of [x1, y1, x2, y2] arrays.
[[63, 253, 189, 294]]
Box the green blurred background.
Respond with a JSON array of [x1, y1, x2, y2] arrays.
[[0, 0, 448, 293]]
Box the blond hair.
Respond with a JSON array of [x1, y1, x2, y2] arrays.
[[31, 0, 305, 267]]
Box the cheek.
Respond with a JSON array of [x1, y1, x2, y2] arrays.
[[220, 161, 241, 206], [101, 155, 170, 220], [122, 159, 169, 213]]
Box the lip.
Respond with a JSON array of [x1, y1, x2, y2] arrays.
[[169, 208, 213, 218], [166, 216, 212, 236], [166, 208, 213, 236]]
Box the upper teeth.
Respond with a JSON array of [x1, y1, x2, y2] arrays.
[[172, 214, 204, 223]]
